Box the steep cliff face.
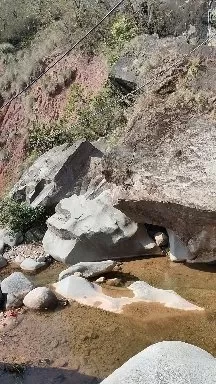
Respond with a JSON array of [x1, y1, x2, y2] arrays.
[[104, 35, 216, 262]]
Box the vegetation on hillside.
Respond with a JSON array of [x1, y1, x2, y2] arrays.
[[28, 82, 126, 154], [0, 0, 140, 195], [0, 0, 139, 98], [0, 197, 46, 232]]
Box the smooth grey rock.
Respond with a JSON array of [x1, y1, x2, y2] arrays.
[[0, 239, 4, 254], [154, 232, 168, 247], [36, 255, 46, 263], [3, 230, 23, 247], [168, 230, 193, 262], [0, 228, 23, 249], [25, 227, 45, 243], [59, 260, 116, 281], [1, 272, 34, 309], [43, 191, 160, 265], [0, 255, 7, 268], [23, 287, 58, 310], [101, 341, 216, 384], [20, 258, 46, 272], [14, 255, 25, 265], [10, 141, 103, 208]]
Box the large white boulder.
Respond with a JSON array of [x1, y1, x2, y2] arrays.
[[43, 191, 160, 265], [101, 341, 216, 384], [59, 260, 116, 280]]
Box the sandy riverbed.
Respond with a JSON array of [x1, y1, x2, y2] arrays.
[[0, 256, 216, 382]]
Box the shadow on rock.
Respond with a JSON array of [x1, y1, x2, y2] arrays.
[[0, 363, 101, 384], [186, 262, 216, 273]]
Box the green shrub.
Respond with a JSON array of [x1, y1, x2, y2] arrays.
[[71, 83, 126, 140], [104, 15, 139, 65], [109, 15, 138, 48], [0, 197, 46, 233], [28, 82, 126, 154], [28, 120, 74, 155]]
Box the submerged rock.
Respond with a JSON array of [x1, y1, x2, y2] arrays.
[[23, 287, 58, 310], [1, 272, 34, 309], [59, 260, 116, 281], [20, 258, 47, 272], [101, 341, 216, 384], [43, 191, 160, 265]]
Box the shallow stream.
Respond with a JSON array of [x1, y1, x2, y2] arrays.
[[1, 256, 216, 380]]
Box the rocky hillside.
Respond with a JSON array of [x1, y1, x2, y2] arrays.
[[0, 0, 209, 192], [0, 2, 216, 383]]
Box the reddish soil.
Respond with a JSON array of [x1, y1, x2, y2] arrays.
[[0, 52, 108, 195]]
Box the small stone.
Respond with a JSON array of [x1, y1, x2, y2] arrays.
[[0, 256, 7, 269], [20, 258, 46, 272], [113, 264, 122, 272], [50, 340, 59, 349], [73, 271, 82, 277], [52, 358, 68, 368], [36, 255, 46, 263], [154, 232, 168, 247], [14, 255, 25, 265], [23, 287, 58, 310], [106, 278, 121, 287], [95, 277, 105, 283]]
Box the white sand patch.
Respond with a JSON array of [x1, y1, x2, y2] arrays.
[[53, 276, 203, 313], [129, 281, 202, 310]]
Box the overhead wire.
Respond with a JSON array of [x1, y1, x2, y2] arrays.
[[1, 1, 215, 110], [0, 0, 125, 110]]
